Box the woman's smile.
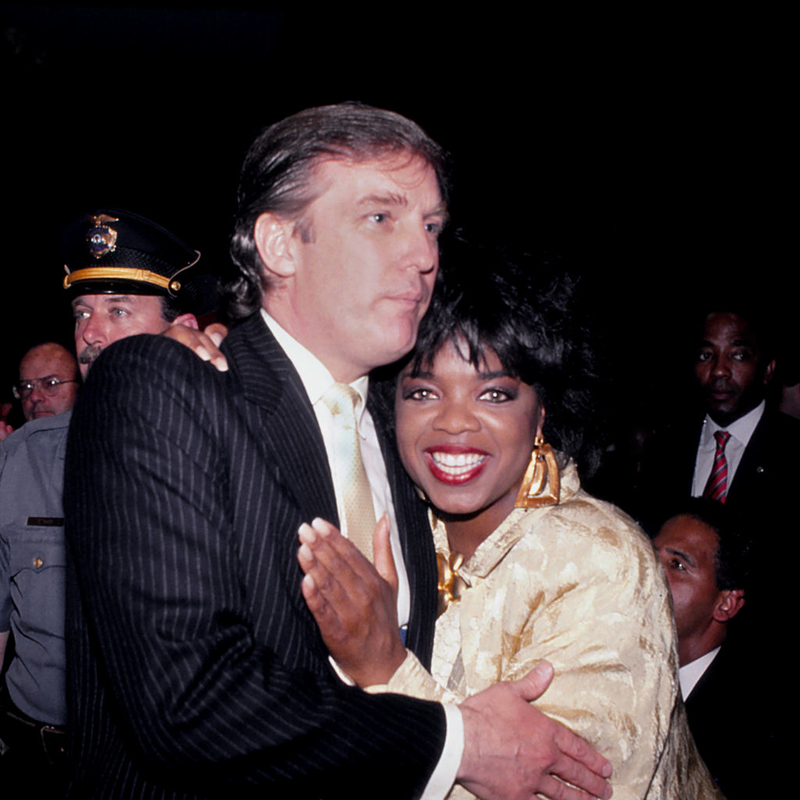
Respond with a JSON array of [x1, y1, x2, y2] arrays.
[[396, 339, 543, 539], [424, 445, 490, 485]]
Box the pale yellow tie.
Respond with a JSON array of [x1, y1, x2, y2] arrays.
[[321, 383, 376, 562]]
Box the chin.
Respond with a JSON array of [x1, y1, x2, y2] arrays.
[[425, 486, 485, 517]]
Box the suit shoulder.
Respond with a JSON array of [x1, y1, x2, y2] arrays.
[[767, 409, 800, 438], [85, 334, 228, 398]]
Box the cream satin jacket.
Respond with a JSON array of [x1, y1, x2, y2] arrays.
[[375, 459, 722, 799]]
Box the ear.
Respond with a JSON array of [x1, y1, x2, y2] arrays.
[[763, 358, 776, 385], [713, 588, 745, 623], [536, 405, 546, 440], [170, 313, 199, 331], [254, 212, 297, 280]]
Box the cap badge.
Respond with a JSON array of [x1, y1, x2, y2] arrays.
[[86, 214, 119, 259]]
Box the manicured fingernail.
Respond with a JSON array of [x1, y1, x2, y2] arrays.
[[196, 346, 211, 362], [298, 543, 315, 564], [311, 518, 328, 535], [298, 522, 317, 543], [209, 332, 223, 346]]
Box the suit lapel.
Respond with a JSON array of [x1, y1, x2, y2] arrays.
[[226, 316, 435, 666], [371, 394, 436, 668], [225, 314, 339, 527], [729, 409, 770, 497]]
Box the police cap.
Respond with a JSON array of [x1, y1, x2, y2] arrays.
[[62, 208, 200, 298]]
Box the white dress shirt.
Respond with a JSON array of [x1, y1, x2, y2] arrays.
[[679, 646, 720, 700], [691, 401, 765, 496], [262, 311, 462, 798]]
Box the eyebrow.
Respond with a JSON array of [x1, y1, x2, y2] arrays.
[[698, 338, 755, 348], [19, 373, 59, 382], [356, 194, 449, 221], [73, 294, 135, 308], [403, 368, 513, 381], [357, 192, 408, 207], [663, 546, 696, 568], [477, 369, 514, 381]]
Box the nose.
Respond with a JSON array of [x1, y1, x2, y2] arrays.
[[431, 398, 481, 434], [710, 355, 731, 377], [80, 314, 106, 347], [401, 222, 438, 275], [28, 384, 47, 406]]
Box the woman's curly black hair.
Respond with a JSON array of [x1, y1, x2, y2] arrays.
[[378, 233, 604, 478]]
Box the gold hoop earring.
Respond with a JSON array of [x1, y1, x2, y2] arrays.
[[515, 436, 560, 509]]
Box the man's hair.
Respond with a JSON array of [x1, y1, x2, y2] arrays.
[[660, 498, 751, 591], [399, 234, 603, 477], [227, 102, 449, 319], [159, 293, 184, 324]]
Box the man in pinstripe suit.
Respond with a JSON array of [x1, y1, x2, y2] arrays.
[[64, 104, 611, 799]]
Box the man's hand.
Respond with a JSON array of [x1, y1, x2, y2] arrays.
[[164, 322, 229, 372], [458, 662, 613, 800], [297, 517, 406, 686]]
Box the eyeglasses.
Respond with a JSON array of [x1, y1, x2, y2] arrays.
[[12, 376, 79, 400]]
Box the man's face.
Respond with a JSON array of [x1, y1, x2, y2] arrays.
[[18, 344, 79, 420], [654, 515, 725, 649], [264, 154, 446, 383], [694, 312, 774, 426], [72, 294, 170, 378]]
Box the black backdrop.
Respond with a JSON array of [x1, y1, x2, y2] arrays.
[[1, 6, 792, 434]]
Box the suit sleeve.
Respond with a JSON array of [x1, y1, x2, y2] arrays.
[[65, 334, 446, 799]]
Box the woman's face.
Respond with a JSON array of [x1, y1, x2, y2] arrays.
[[396, 340, 544, 533]]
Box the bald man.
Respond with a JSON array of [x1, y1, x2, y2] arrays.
[[15, 343, 80, 423]]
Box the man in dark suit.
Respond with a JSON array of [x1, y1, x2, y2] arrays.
[[636, 306, 799, 636], [638, 307, 786, 515], [653, 500, 761, 799], [65, 104, 611, 800]]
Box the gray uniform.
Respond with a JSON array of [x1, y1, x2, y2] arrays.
[[0, 411, 70, 726]]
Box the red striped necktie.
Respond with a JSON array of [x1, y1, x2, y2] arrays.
[[703, 430, 732, 503]]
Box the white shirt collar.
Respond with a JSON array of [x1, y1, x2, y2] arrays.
[[702, 399, 765, 448], [261, 309, 369, 425], [679, 646, 721, 699]]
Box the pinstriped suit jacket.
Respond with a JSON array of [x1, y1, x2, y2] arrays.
[[64, 313, 444, 799]]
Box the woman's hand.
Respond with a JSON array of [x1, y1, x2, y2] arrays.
[[164, 322, 229, 371], [297, 516, 407, 687]]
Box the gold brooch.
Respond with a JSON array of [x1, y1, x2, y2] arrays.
[[437, 551, 468, 616]]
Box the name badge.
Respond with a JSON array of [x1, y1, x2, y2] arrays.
[[27, 517, 64, 527]]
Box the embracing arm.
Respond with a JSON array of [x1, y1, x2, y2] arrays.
[[298, 517, 612, 800]]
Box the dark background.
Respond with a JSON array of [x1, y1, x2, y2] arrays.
[[1, 6, 793, 434]]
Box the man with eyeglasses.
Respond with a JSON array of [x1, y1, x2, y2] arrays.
[[0, 344, 79, 442], [0, 208, 217, 791], [14, 343, 80, 423]]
